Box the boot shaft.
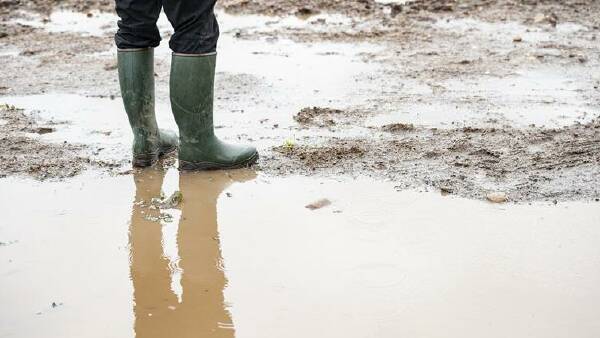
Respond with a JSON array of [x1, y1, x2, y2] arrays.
[[118, 49, 157, 125], [169, 53, 217, 142], [118, 48, 161, 159]]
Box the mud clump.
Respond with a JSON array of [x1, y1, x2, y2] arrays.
[[294, 107, 344, 127], [381, 123, 415, 132], [294, 107, 368, 128], [305, 198, 331, 210], [275, 140, 365, 169]]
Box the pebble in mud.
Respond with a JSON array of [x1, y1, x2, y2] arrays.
[[486, 192, 508, 203], [305, 198, 332, 210]]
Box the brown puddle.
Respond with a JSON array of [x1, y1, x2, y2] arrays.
[[1, 170, 600, 337], [128, 169, 256, 337]]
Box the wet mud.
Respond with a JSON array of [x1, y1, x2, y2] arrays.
[[294, 106, 367, 127], [0, 0, 114, 14], [0, 0, 599, 202], [272, 111, 600, 202], [0, 104, 134, 179], [0, 104, 85, 179], [218, 0, 600, 28]]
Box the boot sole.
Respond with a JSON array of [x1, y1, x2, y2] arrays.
[[179, 152, 259, 171], [132, 146, 178, 168], [132, 153, 159, 168]]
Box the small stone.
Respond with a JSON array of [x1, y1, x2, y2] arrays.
[[547, 13, 558, 27], [104, 63, 118, 71], [533, 13, 558, 27], [296, 7, 316, 16], [35, 127, 54, 134], [305, 198, 331, 210], [534, 13, 546, 24], [440, 186, 453, 195], [513, 36, 523, 42], [486, 192, 508, 203]]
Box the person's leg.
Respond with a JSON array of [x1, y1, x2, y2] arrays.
[[115, 0, 178, 167], [164, 1, 258, 170], [115, 0, 162, 49], [162, 0, 219, 54]]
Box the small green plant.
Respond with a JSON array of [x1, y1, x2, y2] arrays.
[[283, 139, 295, 150]]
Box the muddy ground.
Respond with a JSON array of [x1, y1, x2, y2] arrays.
[[274, 112, 600, 202], [0, 103, 125, 179], [0, 0, 599, 202]]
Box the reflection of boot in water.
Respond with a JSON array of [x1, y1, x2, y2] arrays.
[[129, 168, 256, 338], [129, 168, 179, 337], [175, 170, 256, 337]]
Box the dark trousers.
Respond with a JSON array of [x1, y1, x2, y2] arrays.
[[115, 0, 219, 54]]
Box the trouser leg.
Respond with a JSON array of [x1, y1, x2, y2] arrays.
[[115, 0, 162, 49], [163, 0, 220, 54]]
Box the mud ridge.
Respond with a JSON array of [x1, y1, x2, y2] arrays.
[[294, 106, 367, 128], [269, 113, 600, 202]]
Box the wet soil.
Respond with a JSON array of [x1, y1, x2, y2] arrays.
[[0, 0, 114, 14], [272, 112, 600, 202], [0, 0, 599, 202], [0, 104, 86, 179], [0, 104, 129, 179], [219, 0, 600, 27], [294, 106, 368, 128]]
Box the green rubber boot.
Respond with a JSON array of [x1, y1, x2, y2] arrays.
[[170, 53, 259, 171], [118, 48, 178, 167]]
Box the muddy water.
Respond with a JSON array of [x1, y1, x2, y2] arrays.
[[8, 9, 597, 131], [1, 170, 600, 338], [366, 67, 599, 128]]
